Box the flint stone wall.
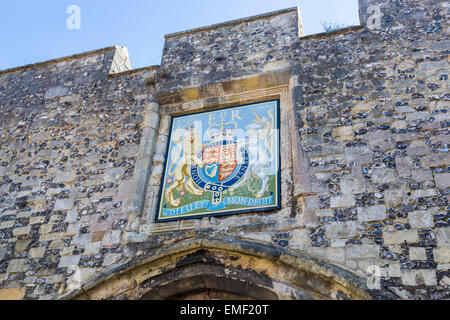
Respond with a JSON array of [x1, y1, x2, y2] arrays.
[[0, 1, 448, 300]]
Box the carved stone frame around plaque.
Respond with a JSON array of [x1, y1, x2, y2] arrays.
[[124, 69, 314, 239]]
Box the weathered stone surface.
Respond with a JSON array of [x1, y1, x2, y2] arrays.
[[7, 259, 29, 273], [289, 229, 310, 248], [384, 188, 408, 207], [325, 247, 345, 265], [434, 173, 450, 188], [0, 0, 448, 300], [383, 231, 419, 245], [44, 86, 68, 99], [357, 205, 386, 222], [409, 247, 427, 261], [325, 221, 358, 239], [58, 255, 81, 268], [388, 263, 402, 278], [333, 126, 354, 141], [401, 270, 437, 286], [346, 245, 379, 260], [0, 247, 6, 261], [421, 154, 448, 168], [437, 229, 450, 246], [433, 247, 450, 264], [371, 169, 397, 184], [0, 288, 26, 300], [54, 199, 74, 211], [103, 253, 122, 267], [29, 247, 46, 259], [330, 196, 355, 208], [13, 226, 31, 237], [408, 211, 434, 229]]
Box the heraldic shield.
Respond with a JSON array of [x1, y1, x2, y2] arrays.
[[156, 100, 281, 223]]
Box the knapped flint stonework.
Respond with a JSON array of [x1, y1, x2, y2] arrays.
[[0, 1, 448, 300]]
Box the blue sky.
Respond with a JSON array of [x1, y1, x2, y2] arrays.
[[0, 0, 360, 70]]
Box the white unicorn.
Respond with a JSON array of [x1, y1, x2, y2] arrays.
[[229, 107, 276, 198]]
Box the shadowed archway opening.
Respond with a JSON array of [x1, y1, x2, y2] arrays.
[[140, 273, 279, 300]]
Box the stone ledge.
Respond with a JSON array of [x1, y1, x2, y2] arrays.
[[0, 46, 121, 75], [156, 69, 292, 107], [298, 25, 364, 41], [164, 7, 300, 39], [107, 65, 159, 79]]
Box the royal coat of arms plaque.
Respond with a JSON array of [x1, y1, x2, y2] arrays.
[[155, 100, 281, 222]]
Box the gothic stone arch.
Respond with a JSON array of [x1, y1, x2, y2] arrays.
[[62, 238, 397, 300]]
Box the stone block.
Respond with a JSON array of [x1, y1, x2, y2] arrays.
[[158, 115, 172, 136], [66, 222, 81, 236], [330, 195, 355, 208], [383, 230, 419, 245], [357, 205, 386, 222], [46, 274, 64, 284], [436, 228, 450, 246], [384, 187, 407, 207], [408, 211, 434, 229], [352, 102, 372, 113], [144, 112, 160, 129], [326, 248, 346, 265], [102, 167, 125, 182], [44, 86, 68, 100], [435, 173, 450, 188], [325, 221, 358, 239], [395, 157, 413, 178], [12, 226, 31, 237], [421, 154, 447, 168], [331, 239, 347, 248], [60, 94, 80, 104], [433, 247, 450, 264], [0, 247, 6, 261], [30, 216, 45, 225], [7, 259, 29, 273], [102, 230, 121, 246], [0, 288, 26, 300], [372, 168, 397, 184], [54, 199, 74, 211], [333, 126, 354, 141], [346, 245, 379, 260], [71, 233, 93, 246], [39, 223, 53, 234], [412, 189, 437, 198], [301, 196, 319, 227], [84, 242, 101, 255], [58, 255, 81, 268], [289, 229, 310, 247], [401, 269, 437, 286], [103, 253, 122, 267], [388, 263, 401, 278], [0, 220, 15, 230], [417, 60, 448, 73], [409, 247, 427, 261], [440, 276, 450, 287], [340, 179, 365, 195], [15, 240, 30, 253], [65, 209, 79, 223], [53, 172, 76, 184]]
